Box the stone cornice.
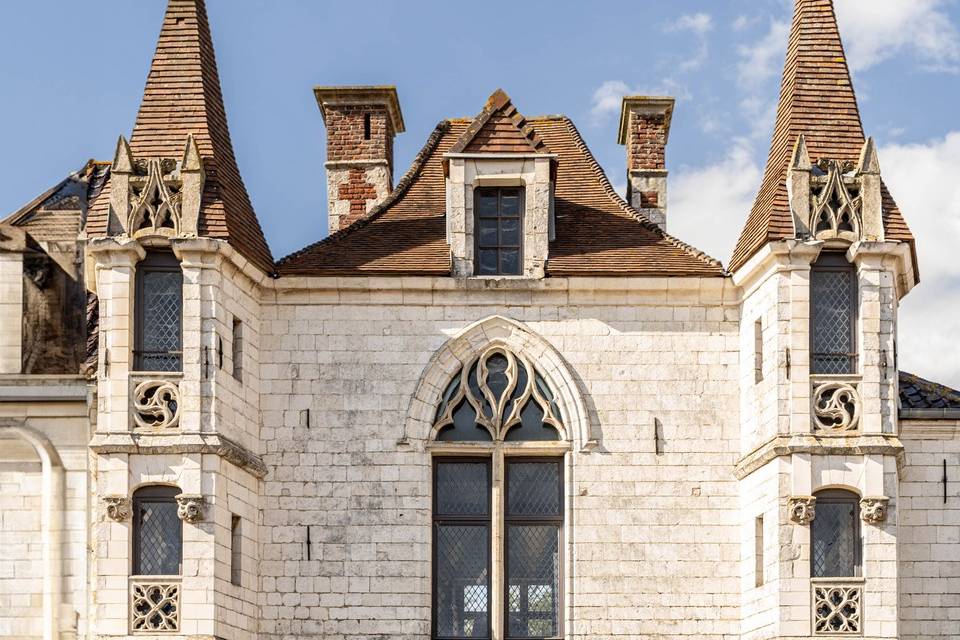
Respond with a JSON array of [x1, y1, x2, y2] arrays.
[[734, 433, 906, 480], [89, 431, 267, 479]]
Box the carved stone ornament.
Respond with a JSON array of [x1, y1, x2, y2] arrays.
[[810, 159, 862, 242], [104, 495, 131, 522], [128, 157, 182, 237], [132, 379, 181, 430], [814, 582, 861, 635], [131, 580, 180, 632], [175, 494, 205, 524], [860, 496, 889, 524], [812, 381, 861, 433], [788, 495, 817, 525]]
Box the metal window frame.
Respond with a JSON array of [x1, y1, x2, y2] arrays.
[[474, 187, 525, 276], [503, 457, 564, 640], [811, 489, 862, 578], [132, 485, 183, 576], [432, 457, 493, 640], [134, 251, 184, 372], [810, 252, 859, 375]]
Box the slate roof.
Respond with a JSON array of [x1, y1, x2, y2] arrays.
[[86, 0, 274, 274], [730, 0, 916, 273], [278, 110, 724, 278], [899, 371, 960, 413]]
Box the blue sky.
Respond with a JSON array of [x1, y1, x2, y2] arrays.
[[1, 0, 959, 386]]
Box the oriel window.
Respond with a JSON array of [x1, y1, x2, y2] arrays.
[[810, 252, 858, 375], [475, 187, 523, 276], [811, 489, 861, 578], [132, 486, 182, 576], [135, 251, 183, 371]]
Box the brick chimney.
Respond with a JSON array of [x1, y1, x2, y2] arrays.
[[618, 96, 674, 231], [315, 86, 405, 234]]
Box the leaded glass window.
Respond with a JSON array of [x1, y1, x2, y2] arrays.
[[810, 253, 858, 375], [505, 460, 562, 639], [133, 486, 182, 576], [135, 251, 183, 371], [811, 490, 861, 578], [433, 459, 491, 639], [475, 187, 523, 276]]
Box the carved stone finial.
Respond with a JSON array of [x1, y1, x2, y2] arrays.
[[860, 496, 889, 524], [175, 494, 205, 524], [856, 137, 880, 174], [788, 495, 817, 525], [104, 495, 131, 522], [791, 134, 811, 171], [112, 136, 134, 174], [178, 134, 205, 237]]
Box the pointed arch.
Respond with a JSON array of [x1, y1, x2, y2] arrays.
[[404, 315, 596, 450]]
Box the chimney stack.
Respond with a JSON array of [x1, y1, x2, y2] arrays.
[[618, 96, 674, 231], [315, 86, 405, 234]]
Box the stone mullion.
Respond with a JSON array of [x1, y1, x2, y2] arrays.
[[491, 446, 505, 640]]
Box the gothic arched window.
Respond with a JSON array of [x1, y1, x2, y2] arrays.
[[810, 252, 858, 375], [431, 347, 565, 640], [811, 489, 861, 578], [132, 485, 182, 576], [135, 251, 183, 372]]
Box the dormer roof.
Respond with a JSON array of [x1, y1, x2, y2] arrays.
[[448, 89, 550, 156]]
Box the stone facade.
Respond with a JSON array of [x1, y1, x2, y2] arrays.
[[1, 0, 958, 639]]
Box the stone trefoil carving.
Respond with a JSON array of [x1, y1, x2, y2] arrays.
[[131, 580, 180, 632], [788, 495, 817, 525], [128, 158, 182, 237], [104, 495, 131, 522], [813, 583, 862, 635], [132, 379, 181, 430], [812, 380, 861, 433], [860, 496, 889, 524], [810, 159, 862, 242], [175, 494, 205, 524]]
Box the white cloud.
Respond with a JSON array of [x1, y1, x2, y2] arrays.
[[881, 132, 960, 387], [834, 0, 960, 72], [732, 15, 760, 31], [737, 19, 790, 87], [669, 139, 764, 265], [665, 12, 713, 72], [667, 12, 713, 35], [589, 79, 690, 126]]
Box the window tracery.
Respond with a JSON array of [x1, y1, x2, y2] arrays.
[[809, 159, 862, 242], [433, 347, 562, 442]]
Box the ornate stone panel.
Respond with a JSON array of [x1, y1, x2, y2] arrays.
[[131, 579, 180, 632], [812, 378, 862, 433], [813, 581, 862, 635], [131, 377, 181, 430]]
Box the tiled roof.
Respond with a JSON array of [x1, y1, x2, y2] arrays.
[[86, 0, 273, 274], [730, 0, 916, 273], [3, 161, 109, 244], [899, 371, 960, 412], [449, 89, 549, 155], [278, 114, 724, 277]]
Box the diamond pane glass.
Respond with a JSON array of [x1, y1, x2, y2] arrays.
[[812, 500, 858, 577], [508, 462, 560, 517], [436, 462, 489, 516], [507, 525, 559, 638], [435, 525, 489, 638], [138, 270, 183, 371], [811, 267, 856, 375], [135, 499, 181, 575]]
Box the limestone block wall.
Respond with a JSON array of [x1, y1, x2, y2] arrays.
[[897, 421, 960, 639], [0, 253, 24, 374], [0, 466, 44, 639], [256, 276, 742, 639]]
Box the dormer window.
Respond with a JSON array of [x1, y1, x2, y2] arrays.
[[475, 187, 523, 276]]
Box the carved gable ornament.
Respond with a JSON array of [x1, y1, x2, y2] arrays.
[[110, 134, 205, 239], [787, 135, 884, 244]]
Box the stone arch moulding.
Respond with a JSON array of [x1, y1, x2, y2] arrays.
[[0, 424, 65, 640], [402, 315, 598, 451]]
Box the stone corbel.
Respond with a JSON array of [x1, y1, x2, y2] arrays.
[[175, 493, 205, 524], [104, 495, 131, 522], [860, 496, 889, 524], [788, 495, 817, 525]]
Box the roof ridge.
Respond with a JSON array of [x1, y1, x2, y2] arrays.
[[276, 120, 451, 269], [557, 116, 726, 274], [448, 89, 549, 155]]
